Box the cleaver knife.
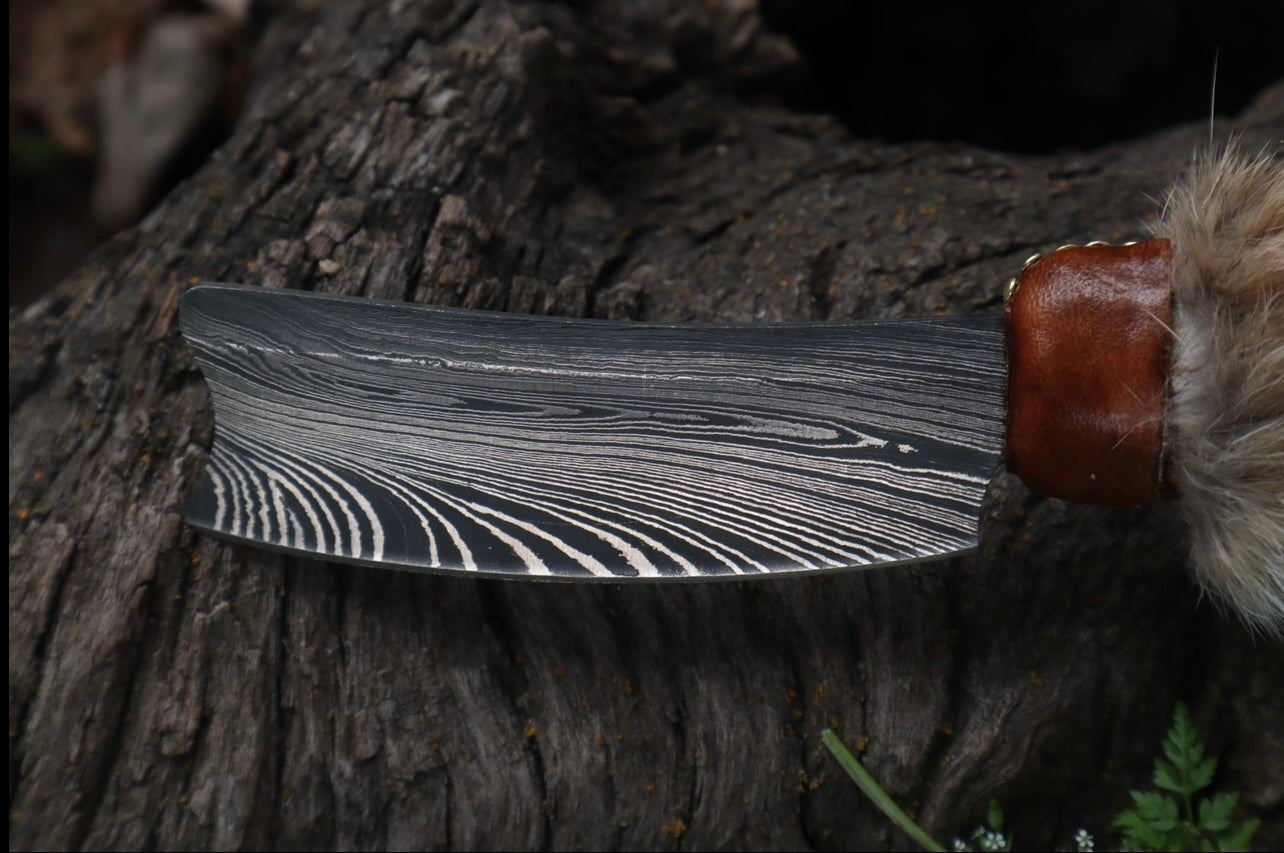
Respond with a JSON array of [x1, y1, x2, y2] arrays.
[[179, 149, 1283, 633]]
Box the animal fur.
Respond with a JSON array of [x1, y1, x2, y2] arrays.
[[1155, 145, 1284, 635]]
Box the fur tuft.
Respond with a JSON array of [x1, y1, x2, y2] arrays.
[[1154, 145, 1284, 636]]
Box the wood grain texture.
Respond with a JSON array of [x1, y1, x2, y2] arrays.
[[9, 1, 1284, 850], [183, 284, 1004, 577]]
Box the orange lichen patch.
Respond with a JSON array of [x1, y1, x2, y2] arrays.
[[523, 721, 538, 739], [660, 820, 687, 839]]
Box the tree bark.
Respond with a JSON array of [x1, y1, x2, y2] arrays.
[[10, 2, 1282, 849]]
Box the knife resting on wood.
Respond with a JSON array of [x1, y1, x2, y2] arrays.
[[180, 147, 1283, 634]]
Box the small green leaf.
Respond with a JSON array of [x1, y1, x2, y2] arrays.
[[1153, 758, 1182, 794], [1198, 792, 1238, 832], [1113, 809, 1170, 851], [1158, 702, 1218, 804], [1216, 818, 1260, 852], [1129, 791, 1179, 828], [987, 799, 1004, 833], [1189, 753, 1217, 795]]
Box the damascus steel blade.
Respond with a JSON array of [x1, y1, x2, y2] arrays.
[[181, 283, 1006, 579]]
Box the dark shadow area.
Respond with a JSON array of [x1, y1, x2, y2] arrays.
[[759, 0, 1283, 151]]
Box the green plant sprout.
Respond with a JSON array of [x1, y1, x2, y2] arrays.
[[821, 702, 1258, 853], [1112, 702, 1260, 852]]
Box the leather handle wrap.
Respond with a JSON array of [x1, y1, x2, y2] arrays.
[[1004, 239, 1174, 505]]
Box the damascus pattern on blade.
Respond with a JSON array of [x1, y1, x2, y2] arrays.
[[181, 283, 1006, 579]]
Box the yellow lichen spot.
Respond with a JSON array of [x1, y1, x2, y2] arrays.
[[31, 471, 44, 483], [464, 753, 473, 762], [858, 736, 869, 752], [660, 820, 687, 839], [16, 508, 31, 522], [524, 721, 538, 739], [645, 783, 656, 795], [189, 551, 202, 567]]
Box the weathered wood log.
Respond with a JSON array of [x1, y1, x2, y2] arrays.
[[10, 2, 1282, 849]]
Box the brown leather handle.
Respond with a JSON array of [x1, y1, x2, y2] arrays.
[[1004, 239, 1174, 505]]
